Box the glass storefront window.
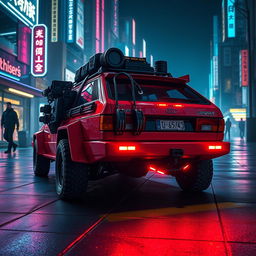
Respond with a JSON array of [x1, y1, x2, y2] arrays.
[[0, 90, 28, 142]]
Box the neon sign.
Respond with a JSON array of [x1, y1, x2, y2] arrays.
[[240, 50, 248, 87], [0, 49, 26, 81], [76, 0, 84, 49], [51, 0, 58, 42], [227, 0, 235, 38], [31, 24, 48, 77], [67, 0, 74, 43], [0, 0, 38, 27]]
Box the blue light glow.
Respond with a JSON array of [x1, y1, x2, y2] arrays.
[[227, 0, 235, 38]]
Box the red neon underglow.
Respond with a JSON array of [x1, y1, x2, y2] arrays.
[[208, 145, 222, 150], [182, 164, 191, 172], [101, 0, 105, 52], [119, 146, 136, 151], [157, 170, 165, 175], [96, 0, 100, 53]]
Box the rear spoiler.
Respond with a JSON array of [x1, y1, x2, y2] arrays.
[[178, 75, 190, 83]]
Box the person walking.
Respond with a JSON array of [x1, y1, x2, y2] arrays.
[[239, 118, 245, 139], [225, 118, 232, 141], [1, 102, 19, 153]]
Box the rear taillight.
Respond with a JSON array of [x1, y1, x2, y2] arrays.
[[196, 118, 224, 132], [100, 115, 114, 131]]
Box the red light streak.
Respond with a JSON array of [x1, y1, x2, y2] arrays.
[[208, 145, 222, 150], [157, 170, 165, 175], [182, 164, 190, 172], [173, 104, 183, 108], [149, 166, 156, 171], [157, 103, 168, 107], [119, 146, 136, 151]]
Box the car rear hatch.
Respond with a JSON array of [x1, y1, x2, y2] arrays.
[[100, 74, 224, 141]]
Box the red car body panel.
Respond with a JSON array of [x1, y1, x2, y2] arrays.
[[34, 72, 230, 164]]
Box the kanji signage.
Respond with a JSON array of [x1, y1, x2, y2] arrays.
[[240, 50, 248, 87], [51, 0, 58, 42], [67, 0, 74, 43], [0, 0, 38, 27], [31, 24, 48, 77], [227, 0, 235, 38]]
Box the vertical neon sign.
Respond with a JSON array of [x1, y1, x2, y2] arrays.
[[132, 18, 136, 45], [101, 0, 104, 52], [67, 0, 74, 43], [227, 0, 235, 38], [143, 39, 146, 58], [96, 0, 100, 53], [240, 50, 248, 86], [31, 24, 48, 77]]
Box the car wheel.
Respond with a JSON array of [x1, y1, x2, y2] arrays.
[[33, 140, 50, 177], [55, 139, 88, 200], [175, 160, 213, 192]]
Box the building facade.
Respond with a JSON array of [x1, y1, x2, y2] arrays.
[[0, 0, 42, 144]]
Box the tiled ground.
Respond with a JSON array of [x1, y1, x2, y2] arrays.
[[0, 138, 255, 256]]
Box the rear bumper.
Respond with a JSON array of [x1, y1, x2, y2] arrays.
[[79, 141, 230, 163]]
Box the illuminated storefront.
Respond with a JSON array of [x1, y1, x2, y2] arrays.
[[0, 1, 42, 144]]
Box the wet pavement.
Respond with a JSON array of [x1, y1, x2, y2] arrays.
[[0, 138, 255, 256]]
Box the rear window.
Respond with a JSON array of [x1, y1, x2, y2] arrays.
[[107, 79, 210, 104]]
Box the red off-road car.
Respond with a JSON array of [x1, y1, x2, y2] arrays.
[[33, 48, 230, 200]]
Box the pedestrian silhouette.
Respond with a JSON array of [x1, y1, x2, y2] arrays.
[[225, 118, 232, 141], [1, 102, 19, 153], [239, 118, 245, 139]]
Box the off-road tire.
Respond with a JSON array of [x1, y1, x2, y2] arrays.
[[175, 160, 213, 192], [55, 139, 88, 200], [33, 140, 50, 177]]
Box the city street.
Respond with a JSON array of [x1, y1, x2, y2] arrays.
[[0, 139, 255, 256]]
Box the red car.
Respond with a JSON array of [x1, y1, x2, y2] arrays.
[[33, 48, 230, 200]]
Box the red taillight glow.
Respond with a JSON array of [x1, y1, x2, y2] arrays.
[[208, 145, 222, 150], [157, 103, 168, 107], [173, 104, 183, 108], [119, 146, 136, 151]]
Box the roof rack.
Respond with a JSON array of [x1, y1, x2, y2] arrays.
[[74, 48, 171, 84]]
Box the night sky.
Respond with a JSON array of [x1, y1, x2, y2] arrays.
[[120, 0, 222, 96]]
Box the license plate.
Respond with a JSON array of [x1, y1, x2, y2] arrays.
[[157, 120, 185, 131]]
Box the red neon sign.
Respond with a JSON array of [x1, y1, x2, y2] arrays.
[[240, 50, 248, 87], [31, 24, 47, 77]]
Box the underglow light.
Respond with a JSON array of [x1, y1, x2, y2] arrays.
[[8, 88, 34, 98], [125, 45, 129, 56], [132, 18, 136, 45]]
